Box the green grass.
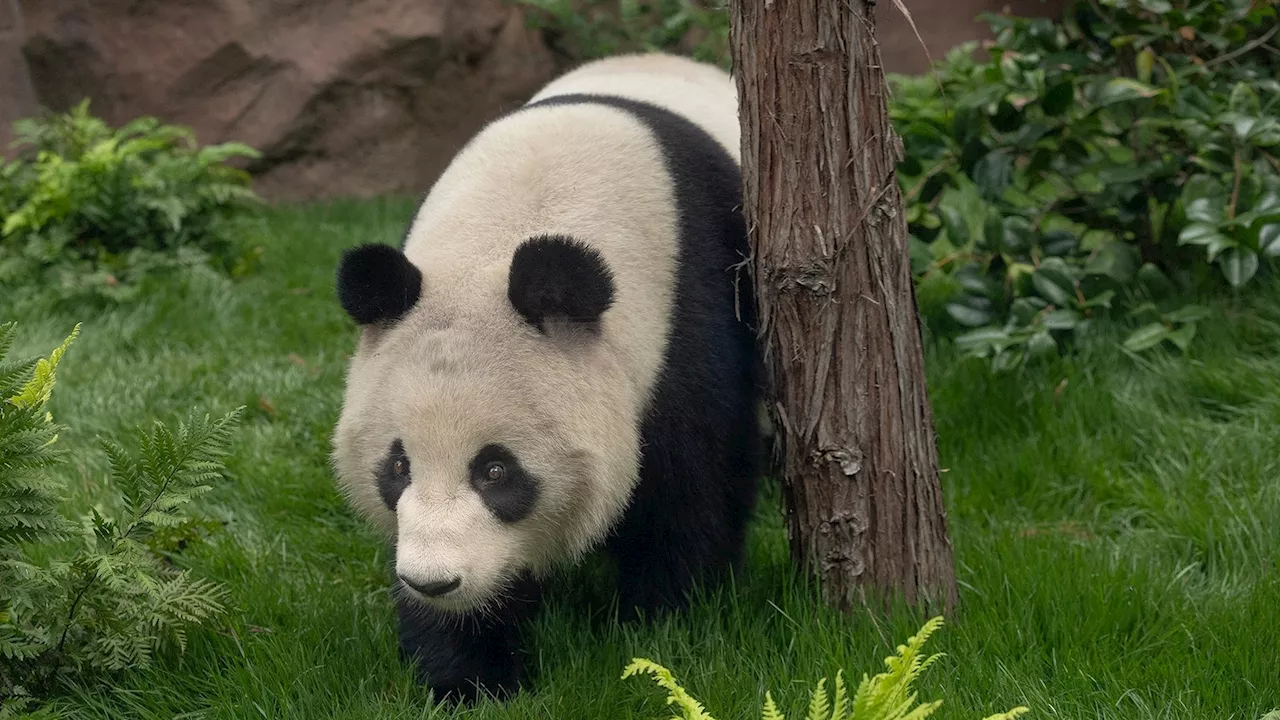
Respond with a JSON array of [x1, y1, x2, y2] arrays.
[[7, 200, 1279, 720]]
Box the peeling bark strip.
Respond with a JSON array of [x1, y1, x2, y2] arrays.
[[730, 0, 958, 612]]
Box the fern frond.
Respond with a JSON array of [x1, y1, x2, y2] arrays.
[[116, 406, 243, 540], [0, 324, 78, 554], [0, 323, 16, 363], [830, 670, 849, 720], [980, 708, 1030, 720], [621, 618, 1028, 720], [7, 324, 80, 410], [622, 658, 716, 720], [0, 358, 40, 400], [805, 677, 830, 720], [850, 616, 950, 720], [762, 692, 786, 720]]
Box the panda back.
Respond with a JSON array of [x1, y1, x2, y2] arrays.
[[398, 53, 750, 432]]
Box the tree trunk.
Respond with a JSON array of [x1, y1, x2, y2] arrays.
[[730, 0, 958, 612]]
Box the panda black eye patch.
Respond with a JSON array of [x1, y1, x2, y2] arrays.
[[376, 439, 412, 511], [469, 444, 539, 524]]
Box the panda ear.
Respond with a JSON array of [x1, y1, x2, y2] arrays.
[[508, 235, 615, 332], [336, 244, 423, 325]]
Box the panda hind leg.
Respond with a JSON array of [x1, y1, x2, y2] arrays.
[[395, 573, 541, 704]]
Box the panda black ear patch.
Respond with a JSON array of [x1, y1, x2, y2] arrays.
[[336, 244, 423, 325], [507, 235, 615, 332]]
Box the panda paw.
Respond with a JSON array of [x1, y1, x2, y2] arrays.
[[424, 661, 526, 706], [395, 589, 536, 705]]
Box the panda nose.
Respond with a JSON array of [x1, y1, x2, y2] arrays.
[[399, 574, 462, 597]]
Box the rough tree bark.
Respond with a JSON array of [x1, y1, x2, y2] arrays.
[[730, 0, 958, 612]]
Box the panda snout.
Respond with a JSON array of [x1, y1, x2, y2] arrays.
[[398, 574, 462, 598]]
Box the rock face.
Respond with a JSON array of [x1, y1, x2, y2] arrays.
[[11, 0, 1065, 201], [19, 0, 558, 201], [0, 0, 37, 152]]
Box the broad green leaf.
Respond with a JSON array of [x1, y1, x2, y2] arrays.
[[1219, 247, 1259, 287], [973, 149, 1014, 201], [938, 206, 970, 246], [1043, 309, 1082, 330], [1257, 191, 1280, 214], [1095, 77, 1161, 106], [1228, 82, 1261, 116], [992, 348, 1025, 372], [1167, 323, 1197, 352], [1231, 116, 1260, 143], [982, 211, 1004, 251], [1185, 197, 1224, 224], [1181, 175, 1224, 211], [992, 100, 1023, 133], [1136, 47, 1155, 83], [1001, 216, 1034, 253], [909, 237, 934, 275], [1138, 0, 1172, 11], [1261, 223, 1280, 257], [1011, 296, 1049, 324], [1123, 322, 1170, 352], [1032, 267, 1073, 306], [1084, 241, 1137, 282], [1178, 223, 1227, 247], [946, 302, 996, 327], [954, 264, 999, 297], [1042, 80, 1074, 116], [1041, 229, 1078, 256], [1165, 304, 1213, 324], [955, 327, 1011, 351], [1027, 330, 1058, 357], [1082, 289, 1116, 309]]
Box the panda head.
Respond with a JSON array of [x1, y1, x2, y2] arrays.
[[331, 235, 639, 614]]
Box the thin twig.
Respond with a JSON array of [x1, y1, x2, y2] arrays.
[[55, 568, 98, 653], [1205, 24, 1279, 68], [904, 160, 955, 204]]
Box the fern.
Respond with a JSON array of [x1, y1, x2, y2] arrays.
[[0, 100, 262, 300], [0, 320, 240, 706], [623, 658, 717, 720], [762, 693, 786, 720], [624, 617, 1031, 720]]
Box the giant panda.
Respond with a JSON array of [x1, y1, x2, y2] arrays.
[[331, 52, 762, 703]]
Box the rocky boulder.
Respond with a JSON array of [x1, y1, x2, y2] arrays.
[[19, 0, 558, 201]]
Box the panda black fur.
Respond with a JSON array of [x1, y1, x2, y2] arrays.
[[332, 53, 762, 704]]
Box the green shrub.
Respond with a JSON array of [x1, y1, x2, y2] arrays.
[[516, 0, 731, 68], [896, 0, 1280, 367], [517, 0, 1280, 368], [0, 101, 262, 302], [0, 321, 241, 712], [623, 617, 1029, 720]]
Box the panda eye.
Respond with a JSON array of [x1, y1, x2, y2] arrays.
[[394, 458, 409, 476], [485, 462, 505, 483]]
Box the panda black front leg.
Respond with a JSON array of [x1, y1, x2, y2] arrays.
[[607, 480, 752, 622], [394, 574, 541, 704]]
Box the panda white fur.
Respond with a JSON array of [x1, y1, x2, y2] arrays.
[[331, 52, 762, 703]]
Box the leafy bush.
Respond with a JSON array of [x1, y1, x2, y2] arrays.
[[0, 101, 262, 302], [0, 321, 241, 712], [623, 617, 1028, 720], [896, 0, 1280, 367], [517, 0, 731, 68]]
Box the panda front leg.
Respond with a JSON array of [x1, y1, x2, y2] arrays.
[[606, 469, 753, 622], [394, 574, 541, 704]]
